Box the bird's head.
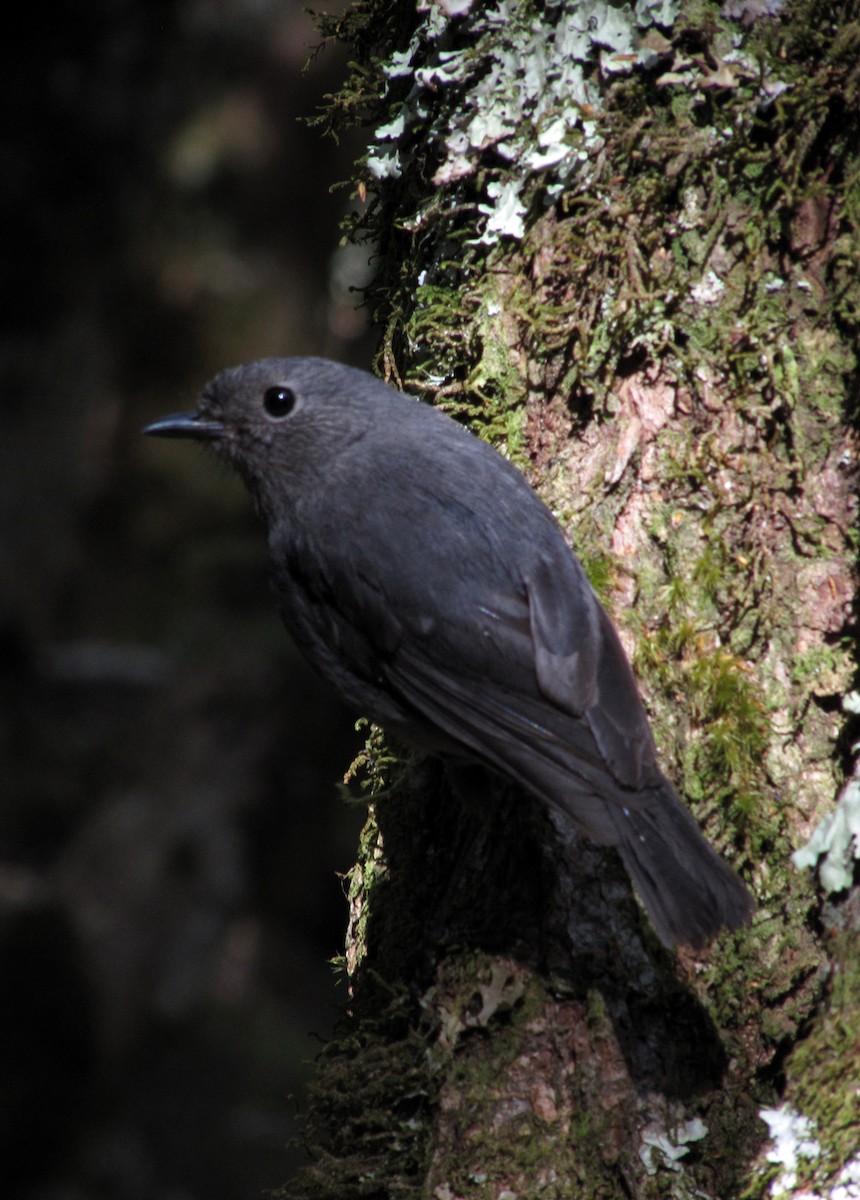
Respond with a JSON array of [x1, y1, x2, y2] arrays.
[[144, 357, 390, 521]]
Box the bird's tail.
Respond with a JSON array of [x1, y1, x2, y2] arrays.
[[608, 788, 754, 948]]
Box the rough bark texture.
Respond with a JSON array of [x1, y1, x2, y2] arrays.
[[282, 3, 859, 1198]]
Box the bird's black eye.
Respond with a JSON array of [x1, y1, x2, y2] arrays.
[[263, 386, 296, 419]]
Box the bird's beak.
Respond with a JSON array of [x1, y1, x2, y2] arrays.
[[142, 411, 225, 440]]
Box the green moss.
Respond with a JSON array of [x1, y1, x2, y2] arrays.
[[788, 932, 860, 1180], [398, 267, 528, 460], [277, 987, 437, 1200], [791, 642, 854, 689], [682, 651, 769, 824], [578, 550, 618, 607], [629, 497, 774, 842]]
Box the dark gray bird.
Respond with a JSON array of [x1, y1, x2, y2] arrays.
[[145, 357, 754, 948]]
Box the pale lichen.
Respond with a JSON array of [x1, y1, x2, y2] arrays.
[[366, 0, 686, 240], [793, 692, 860, 895]]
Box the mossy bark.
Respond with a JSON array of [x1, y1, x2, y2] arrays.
[[281, 3, 859, 1197]]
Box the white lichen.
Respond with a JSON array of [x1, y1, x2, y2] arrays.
[[477, 179, 528, 241], [793, 693, 860, 894], [759, 1107, 860, 1200], [690, 270, 726, 305], [366, 0, 790, 247], [369, 0, 687, 244], [639, 1116, 708, 1175], [830, 1156, 860, 1200], [792, 775, 860, 893], [760, 1105, 821, 1197]]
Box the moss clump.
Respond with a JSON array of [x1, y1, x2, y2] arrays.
[[787, 931, 860, 1181], [277, 988, 437, 1200], [395, 268, 529, 462], [628, 491, 774, 844]]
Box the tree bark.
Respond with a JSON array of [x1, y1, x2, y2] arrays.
[[282, 2, 859, 1197]]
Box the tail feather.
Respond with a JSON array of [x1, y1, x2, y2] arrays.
[[382, 647, 753, 947], [609, 789, 754, 948]]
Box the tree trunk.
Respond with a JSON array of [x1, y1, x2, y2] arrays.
[[282, 2, 859, 1197]]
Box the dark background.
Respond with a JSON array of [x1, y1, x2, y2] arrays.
[[0, 2, 374, 1196]]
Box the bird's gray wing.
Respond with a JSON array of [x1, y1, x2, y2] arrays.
[[276, 491, 662, 821], [523, 552, 660, 791]]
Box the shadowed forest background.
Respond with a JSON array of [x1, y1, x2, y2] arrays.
[[1, 3, 372, 1197]]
